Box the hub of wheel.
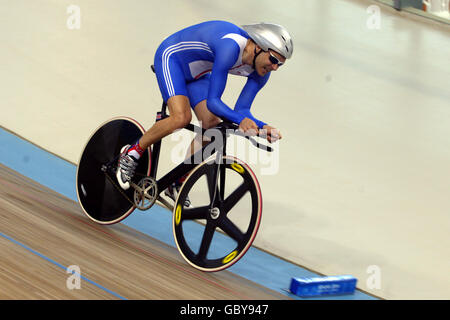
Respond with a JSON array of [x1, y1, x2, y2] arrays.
[[209, 207, 220, 219]]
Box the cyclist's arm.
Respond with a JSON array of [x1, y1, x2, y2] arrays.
[[234, 71, 270, 129], [207, 40, 247, 125]]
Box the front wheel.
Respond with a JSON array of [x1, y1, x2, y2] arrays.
[[172, 155, 262, 272]]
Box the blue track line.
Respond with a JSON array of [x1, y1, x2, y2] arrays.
[[0, 127, 378, 300], [0, 231, 127, 300]]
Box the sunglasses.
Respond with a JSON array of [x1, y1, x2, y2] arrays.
[[268, 51, 284, 67]]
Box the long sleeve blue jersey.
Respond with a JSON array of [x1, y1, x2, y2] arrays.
[[153, 20, 270, 128]]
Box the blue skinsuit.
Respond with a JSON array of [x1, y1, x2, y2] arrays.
[[153, 20, 270, 128]]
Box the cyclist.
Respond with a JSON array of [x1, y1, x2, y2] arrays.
[[116, 20, 293, 204]]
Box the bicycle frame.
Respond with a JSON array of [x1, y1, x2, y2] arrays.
[[148, 98, 275, 207], [149, 101, 229, 201], [148, 64, 272, 205]]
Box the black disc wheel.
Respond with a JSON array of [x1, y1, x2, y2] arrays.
[[76, 117, 151, 224], [172, 155, 262, 272]]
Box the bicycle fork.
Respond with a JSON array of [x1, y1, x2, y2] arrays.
[[210, 128, 228, 208]]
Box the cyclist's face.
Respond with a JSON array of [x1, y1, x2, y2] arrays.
[[256, 49, 286, 76]]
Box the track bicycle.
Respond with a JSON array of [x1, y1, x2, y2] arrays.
[[76, 67, 273, 272]]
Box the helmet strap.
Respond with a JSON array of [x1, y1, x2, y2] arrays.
[[253, 46, 263, 70]]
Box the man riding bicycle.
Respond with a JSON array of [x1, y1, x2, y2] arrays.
[[116, 20, 294, 204]]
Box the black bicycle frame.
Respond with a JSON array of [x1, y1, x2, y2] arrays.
[[149, 101, 228, 199], [148, 63, 271, 201]]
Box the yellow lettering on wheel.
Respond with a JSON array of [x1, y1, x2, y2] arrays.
[[230, 163, 245, 174], [175, 204, 182, 226], [223, 250, 238, 264]]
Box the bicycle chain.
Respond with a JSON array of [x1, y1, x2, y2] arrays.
[[104, 163, 175, 211], [103, 166, 150, 209]]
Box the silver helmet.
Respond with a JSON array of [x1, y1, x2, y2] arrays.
[[242, 23, 294, 59]]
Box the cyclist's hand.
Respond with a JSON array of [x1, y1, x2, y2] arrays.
[[262, 125, 282, 143], [239, 118, 259, 136]]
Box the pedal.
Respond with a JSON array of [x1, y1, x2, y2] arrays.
[[289, 275, 357, 297]]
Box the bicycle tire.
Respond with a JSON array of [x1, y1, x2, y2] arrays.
[[172, 155, 262, 272]]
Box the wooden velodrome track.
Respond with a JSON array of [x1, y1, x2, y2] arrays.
[[0, 163, 287, 300]]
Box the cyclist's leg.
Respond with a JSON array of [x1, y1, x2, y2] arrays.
[[139, 47, 192, 150], [186, 99, 221, 157], [117, 43, 192, 189], [193, 100, 221, 129], [187, 73, 221, 129], [169, 98, 221, 207], [186, 74, 221, 159], [165, 76, 220, 205], [138, 95, 191, 149]]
